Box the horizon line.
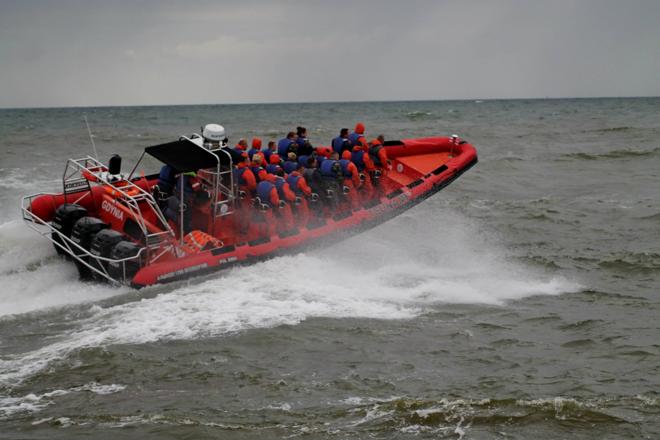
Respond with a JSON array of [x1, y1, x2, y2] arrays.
[[1, 95, 658, 111]]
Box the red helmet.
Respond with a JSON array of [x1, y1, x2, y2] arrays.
[[316, 146, 332, 158]]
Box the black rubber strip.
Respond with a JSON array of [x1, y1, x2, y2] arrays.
[[211, 245, 235, 255], [431, 164, 448, 175]]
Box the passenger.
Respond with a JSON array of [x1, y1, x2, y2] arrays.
[[265, 153, 283, 175], [320, 158, 344, 191], [296, 126, 314, 156], [351, 142, 376, 197], [173, 171, 203, 234], [254, 180, 282, 237], [234, 153, 257, 194], [296, 126, 307, 144], [256, 178, 295, 230], [297, 154, 309, 168], [277, 131, 298, 156], [174, 171, 202, 198], [282, 152, 299, 174], [256, 180, 280, 207], [286, 163, 314, 197], [315, 146, 332, 159], [339, 152, 363, 209], [285, 163, 314, 225], [351, 140, 376, 173], [369, 138, 390, 170], [257, 178, 295, 225], [320, 158, 341, 177], [302, 156, 324, 195], [263, 140, 277, 163], [340, 151, 362, 189], [348, 122, 366, 147], [156, 164, 178, 198], [331, 128, 351, 154], [319, 157, 350, 206], [272, 175, 297, 203], [233, 138, 249, 155], [237, 139, 249, 150], [250, 153, 268, 182], [247, 137, 262, 160]]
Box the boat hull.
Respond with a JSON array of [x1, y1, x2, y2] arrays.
[[23, 136, 477, 288]]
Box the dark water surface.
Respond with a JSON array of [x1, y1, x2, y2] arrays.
[[1, 98, 659, 439]]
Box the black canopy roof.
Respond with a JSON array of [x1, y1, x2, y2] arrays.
[[145, 139, 238, 172]]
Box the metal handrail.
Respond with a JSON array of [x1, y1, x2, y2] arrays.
[[62, 157, 175, 257], [21, 144, 238, 284], [21, 195, 146, 285]]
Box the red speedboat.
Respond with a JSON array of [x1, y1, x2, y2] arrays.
[[22, 135, 477, 288]]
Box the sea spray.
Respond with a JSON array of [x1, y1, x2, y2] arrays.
[[0, 205, 578, 388], [0, 221, 127, 317]]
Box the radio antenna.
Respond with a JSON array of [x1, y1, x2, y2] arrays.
[[83, 114, 99, 159]]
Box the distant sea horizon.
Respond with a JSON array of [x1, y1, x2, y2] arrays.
[[1, 94, 658, 111]]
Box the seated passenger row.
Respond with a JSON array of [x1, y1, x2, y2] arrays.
[[156, 122, 390, 231]]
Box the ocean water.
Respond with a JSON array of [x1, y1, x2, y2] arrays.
[[0, 98, 659, 439]]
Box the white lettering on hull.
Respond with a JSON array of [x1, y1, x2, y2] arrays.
[[101, 200, 124, 222]]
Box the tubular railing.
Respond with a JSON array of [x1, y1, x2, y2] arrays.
[[21, 193, 145, 285], [62, 157, 175, 258]]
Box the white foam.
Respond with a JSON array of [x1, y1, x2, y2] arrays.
[[350, 404, 394, 427], [0, 221, 128, 317], [0, 382, 126, 418], [74, 382, 126, 395], [266, 403, 292, 411], [0, 220, 55, 275], [0, 394, 52, 418], [0, 169, 60, 225], [0, 206, 581, 387]]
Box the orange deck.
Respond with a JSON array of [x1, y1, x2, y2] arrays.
[[388, 152, 452, 186]]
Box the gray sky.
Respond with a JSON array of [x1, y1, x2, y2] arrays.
[[1, 0, 659, 108]]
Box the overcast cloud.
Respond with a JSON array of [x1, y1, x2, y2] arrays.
[[0, 0, 658, 108]]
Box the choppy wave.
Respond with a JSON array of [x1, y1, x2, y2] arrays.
[[638, 212, 660, 221], [597, 252, 660, 273], [405, 111, 434, 120], [584, 126, 634, 133], [5, 394, 651, 435], [560, 147, 660, 161], [0, 168, 60, 192], [362, 396, 632, 427], [0, 209, 580, 387], [0, 382, 125, 418]]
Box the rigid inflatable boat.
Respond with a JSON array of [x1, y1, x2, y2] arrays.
[[21, 135, 477, 288]]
